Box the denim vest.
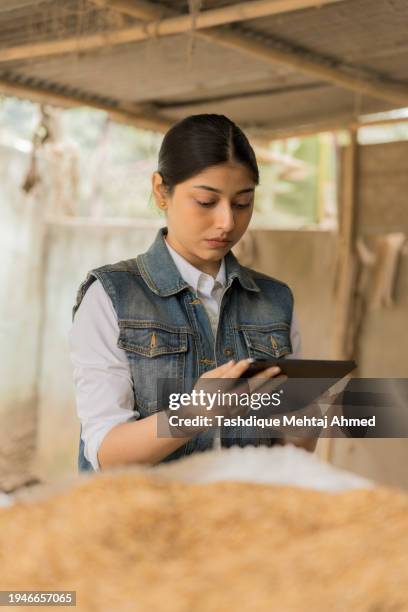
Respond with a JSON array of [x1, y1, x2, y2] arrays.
[[73, 227, 294, 472]]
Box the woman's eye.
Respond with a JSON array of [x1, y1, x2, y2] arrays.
[[196, 200, 217, 207], [234, 202, 252, 208], [195, 199, 252, 208]]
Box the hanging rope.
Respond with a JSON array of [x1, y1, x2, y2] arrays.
[[187, 0, 202, 68]]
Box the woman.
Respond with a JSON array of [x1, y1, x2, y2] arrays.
[[70, 113, 306, 473]]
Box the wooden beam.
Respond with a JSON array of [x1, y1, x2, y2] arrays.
[[0, 78, 173, 132], [2, 76, 407, 141], [2, 75, 407, 142], [0, 0, 343, 62]]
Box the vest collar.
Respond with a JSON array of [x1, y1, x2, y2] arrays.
[[137, 226, 260, 297]]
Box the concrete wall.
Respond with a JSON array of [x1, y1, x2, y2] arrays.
[[0, 146, 44, 490]]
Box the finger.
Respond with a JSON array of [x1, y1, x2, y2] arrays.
[[221, 358, 254, 379], [249, 366, 282, 391], [251, 365, 281, 379], [249, 373, 288, 394], [216, 359, 237, 373], [215, 359, 253, 396]]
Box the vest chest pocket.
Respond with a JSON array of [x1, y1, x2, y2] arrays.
[[118, 321, 189, 412], [239, 323, 292, 359]]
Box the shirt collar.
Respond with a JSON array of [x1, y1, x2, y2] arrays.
[[164, 237, 226, 294], [136, 226, 260, 297]]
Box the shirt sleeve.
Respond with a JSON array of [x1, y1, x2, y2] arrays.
[[288, 310, 302, 359], [68, 279, 137, 471]]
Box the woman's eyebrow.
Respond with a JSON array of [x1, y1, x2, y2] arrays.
[[193, 185, 255, 195]]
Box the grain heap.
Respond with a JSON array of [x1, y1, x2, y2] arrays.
[[0, 462, 407, 612]]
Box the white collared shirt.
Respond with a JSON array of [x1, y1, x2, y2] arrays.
[[164, 239, 226, 337], [69, 241, 301, 470]]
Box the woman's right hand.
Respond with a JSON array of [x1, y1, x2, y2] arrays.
[[167, 359, 283, 436], [198, 358, 283, 417]]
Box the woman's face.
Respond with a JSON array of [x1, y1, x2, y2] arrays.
[[152, 162, 255, 276]]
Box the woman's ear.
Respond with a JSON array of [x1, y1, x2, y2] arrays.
[[152, 172, 168, 210]]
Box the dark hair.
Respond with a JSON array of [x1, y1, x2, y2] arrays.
[[157, 114, 259, 194]]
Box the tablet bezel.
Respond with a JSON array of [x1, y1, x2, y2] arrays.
[[240, 358, 357, 379]]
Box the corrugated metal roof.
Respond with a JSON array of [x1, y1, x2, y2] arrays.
[[0, 0, 406, 135]]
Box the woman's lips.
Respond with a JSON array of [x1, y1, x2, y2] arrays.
[[205, 239, 232, 248]]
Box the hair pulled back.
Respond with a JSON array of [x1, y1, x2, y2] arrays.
[[157, 114, 259, 194]]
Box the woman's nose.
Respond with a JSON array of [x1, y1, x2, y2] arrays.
[[214, 203, 235, 232]]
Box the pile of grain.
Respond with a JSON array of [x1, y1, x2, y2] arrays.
[[151, 444, 373, 491], [0, 468, 407, 611]]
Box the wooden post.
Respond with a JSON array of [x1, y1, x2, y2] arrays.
[[332, 129, 359, 360], [318, 129, 359, 465]]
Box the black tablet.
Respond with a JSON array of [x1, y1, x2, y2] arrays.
[[237, 358, 357, 419], [240, 358, 357, 379]]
